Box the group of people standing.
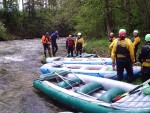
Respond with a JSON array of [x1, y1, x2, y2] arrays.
[[109, 29, 150, 82], [42, 31, 84, 58], [42, 31, 59, 57], [42, 29, 149, 83], [66, 32, 84, 57]]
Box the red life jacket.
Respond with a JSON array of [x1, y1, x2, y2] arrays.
[[68, 39, 74, 46]]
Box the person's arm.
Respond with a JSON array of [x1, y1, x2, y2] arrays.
[[111, 43, 117, 64], [42, 35, 45, 44], [75, 38, 77, 49], [49, 36, 51, 42], [82, 38, 84, 48], [57, 35, 59, 40], [127, 39, 135, 63], [73, 40, 75, 49], [109, 39, 117, 52], [66, 40, 68, 49], [133, 36, 140, 46], [111, 41, 117, 69]]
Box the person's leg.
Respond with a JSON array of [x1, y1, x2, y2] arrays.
[[68, 47, 70, 56], [47, 45, 51, 57], [43, 44, 47, 57], [134, 50, 137, 63], [125, 61, 133, 83], [116, 61, 124, 81], [141, 67, 150, 82], [54, 43, 58, 55], [79, 49, 82, 56], [52, 43, 55, 56], [76, 48, 79, 56], [70, 46, 74, 57]]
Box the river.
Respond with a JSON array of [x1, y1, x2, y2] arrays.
[[0, 38, 71, 113]]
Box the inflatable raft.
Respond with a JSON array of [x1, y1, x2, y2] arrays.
[[66, 53, 100, 58], [46, 57, 112, 65], [40, 63, 141, 80], [33, 71, 150, 113]]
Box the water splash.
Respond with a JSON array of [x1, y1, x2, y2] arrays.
[[4, 56, 25, 62]]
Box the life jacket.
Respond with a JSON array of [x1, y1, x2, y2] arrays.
[[142, 45, 150, 67], [42, 35, 50, 44], [68, 39, 74, 46], [76, 38, 83, 49], [51, 33, 57, 42], [116, 40, 131, 62]]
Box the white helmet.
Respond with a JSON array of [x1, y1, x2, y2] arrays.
[[77, 32, 81, 35], [133, 30, 138, 33], [119, 29, 126, 33]]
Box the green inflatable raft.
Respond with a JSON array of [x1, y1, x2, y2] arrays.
[[33, 71, 150, 113]]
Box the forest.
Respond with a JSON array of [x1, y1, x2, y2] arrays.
[[0, 0, 150, 40]]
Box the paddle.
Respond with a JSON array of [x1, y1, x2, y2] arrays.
[[113, 81, 150, 102], [55, 72, 82, 83], [54, 72, 75, 90], [69, 70, 86, 84]]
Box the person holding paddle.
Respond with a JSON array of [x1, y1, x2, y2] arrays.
[[138, 34, 150, 82], [111, 29, 135, 83]]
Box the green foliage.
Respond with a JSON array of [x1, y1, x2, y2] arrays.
[[0, 0, 150, 39], [51, 0, 82, 36], [75, 0, 104, 38], [84, 38, 110, 57]]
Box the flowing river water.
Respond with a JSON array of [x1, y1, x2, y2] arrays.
[[0, 38, 72, 113]]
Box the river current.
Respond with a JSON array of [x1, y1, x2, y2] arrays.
[[0, 38, 71, 113]]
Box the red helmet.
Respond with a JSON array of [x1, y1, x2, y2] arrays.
[[119, 32, 126, 40], [119, 32, 126, 37]]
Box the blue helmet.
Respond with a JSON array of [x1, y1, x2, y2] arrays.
[[55, 31, 58, 35]]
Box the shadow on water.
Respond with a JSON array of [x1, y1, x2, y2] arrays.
[[0, 38, 74, 113]]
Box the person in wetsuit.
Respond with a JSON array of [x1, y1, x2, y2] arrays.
[[111, 29, 135, 83], [42, 32, 51, 57], [74, 32, 84, 56], [66, 35, 75, 57], [51, 31, 59, 56], [131, 30, 140, 62], [138, 34, 150, 82]]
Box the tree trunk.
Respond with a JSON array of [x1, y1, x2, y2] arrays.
[[104, 0, 112, 38], [124, 0, 131, 34]]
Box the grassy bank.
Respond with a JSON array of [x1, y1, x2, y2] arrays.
[[84, 38, 110, 57], [84, 37, 145, 57]]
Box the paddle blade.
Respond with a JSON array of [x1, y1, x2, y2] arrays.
[[112, 93, 128, 102]]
